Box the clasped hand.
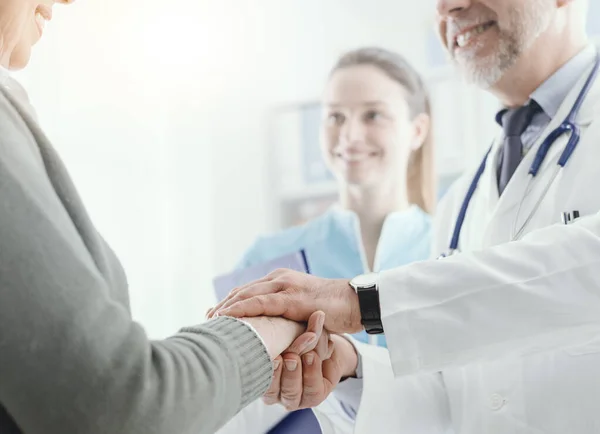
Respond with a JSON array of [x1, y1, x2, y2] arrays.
[[208, 269, 363, 411], [264, 313, 358, 411], [208, 269, 363, 334]]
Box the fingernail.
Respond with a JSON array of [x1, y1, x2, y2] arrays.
[[317, 312, 325, 330], [273, 360, 280, 371], [263, 397, 276, 405], [298, 335, 318, 354], [284, 360, 298, 371], [304, 354, 315, 366]]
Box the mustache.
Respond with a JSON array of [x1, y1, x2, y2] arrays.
[[445, 11, 497, 44]]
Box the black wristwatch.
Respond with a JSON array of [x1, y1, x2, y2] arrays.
[[349, 272, 384, 334]]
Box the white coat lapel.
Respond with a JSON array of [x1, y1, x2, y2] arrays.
[[459, 133, 503, 250], [482, 60, 600, 245]]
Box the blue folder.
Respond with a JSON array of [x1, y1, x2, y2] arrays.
[[213, 250, 310, 301], [267, 408, 321, 434], [212, 250, 321, 434]]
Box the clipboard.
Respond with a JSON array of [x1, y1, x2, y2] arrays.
[[213, 250, 310, 301]]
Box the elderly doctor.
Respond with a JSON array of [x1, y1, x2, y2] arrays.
[[211, 0, 600, 432]]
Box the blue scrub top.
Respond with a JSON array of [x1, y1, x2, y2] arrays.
[[237, 205, 432, 347]]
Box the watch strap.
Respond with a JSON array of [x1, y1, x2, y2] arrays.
[[356, 285, 384, 335]]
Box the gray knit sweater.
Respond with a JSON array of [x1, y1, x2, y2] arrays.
[[0, 80, 272, 434]]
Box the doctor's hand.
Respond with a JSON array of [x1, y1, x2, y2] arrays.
[[263, 334, 359, 410], [208, 269, 363, 334]]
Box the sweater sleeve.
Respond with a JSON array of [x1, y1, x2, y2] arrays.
[[0, 113, 272, 433]]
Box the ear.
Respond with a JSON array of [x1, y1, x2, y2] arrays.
[[410, 113, 431, 151]]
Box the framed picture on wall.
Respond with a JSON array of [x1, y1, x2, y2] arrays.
[[299, 103, 334, 185], [268, 101, 337, 229]]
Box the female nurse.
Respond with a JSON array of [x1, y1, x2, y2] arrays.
[[218, 46, 435, 434], [241, 46, 434, 347]]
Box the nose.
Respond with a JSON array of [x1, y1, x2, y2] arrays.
[[436, 0, 471, 19], [340, 116, 366, 144]]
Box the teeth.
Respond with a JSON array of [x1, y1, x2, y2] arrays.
[[456, 23, 490, 48], [336, 154, 371, 162]]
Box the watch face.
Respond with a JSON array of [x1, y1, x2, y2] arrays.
[[351, 272, 378, 288]]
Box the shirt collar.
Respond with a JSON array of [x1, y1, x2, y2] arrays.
[[496, 44, 598, 124], [532, 44, 597, 118]]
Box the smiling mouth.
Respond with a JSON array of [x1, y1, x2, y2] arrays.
[[335, 153, 378, 163], [454, 21, 496, 49], [36, 5, 52, 21], [35, 12, 46, 34], [34, 6, 52, 36]]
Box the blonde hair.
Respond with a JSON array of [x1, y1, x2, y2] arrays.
[[331, 47, 436, 214]]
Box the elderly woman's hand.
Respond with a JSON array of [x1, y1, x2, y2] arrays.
[[239, 311, 330, 361]]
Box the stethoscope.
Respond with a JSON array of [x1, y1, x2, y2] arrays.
[[440, 52, 600, 258]]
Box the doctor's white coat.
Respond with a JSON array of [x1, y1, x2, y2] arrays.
[[315, 59, 600, 433]]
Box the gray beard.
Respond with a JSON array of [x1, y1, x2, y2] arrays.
[[453, 0, 554, 89]]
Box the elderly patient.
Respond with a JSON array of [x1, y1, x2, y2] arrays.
[[0, 1, 344, 433]]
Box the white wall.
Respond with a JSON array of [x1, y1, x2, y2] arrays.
[[14, 0, 436, 337]]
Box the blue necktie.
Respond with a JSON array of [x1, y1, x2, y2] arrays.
[[497, 102, 541, 195]]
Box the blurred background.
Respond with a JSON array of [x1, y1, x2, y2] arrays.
[[13, 0, 600, 338]]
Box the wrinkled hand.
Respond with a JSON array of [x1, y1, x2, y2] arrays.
[[264, 335, 359, 410], [207, 269, 363, 334]]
